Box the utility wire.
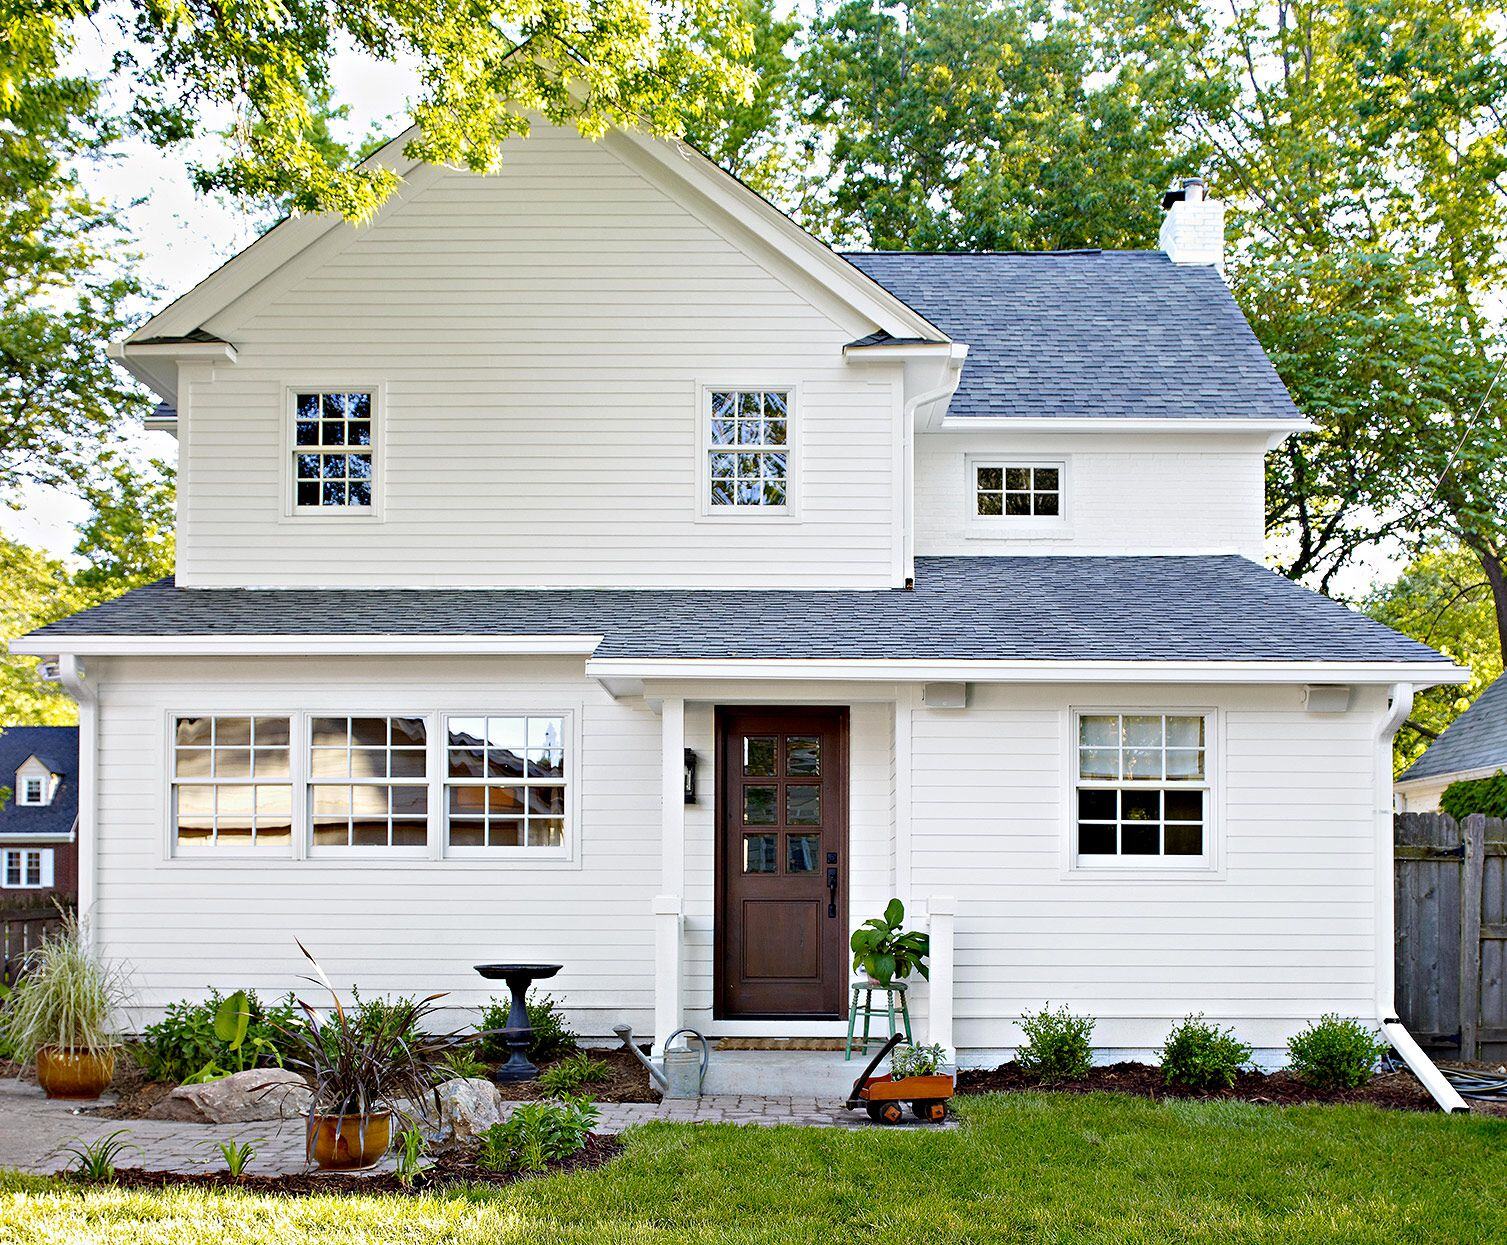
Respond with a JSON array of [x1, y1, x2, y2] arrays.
[[1423, 348, 1507, 509]]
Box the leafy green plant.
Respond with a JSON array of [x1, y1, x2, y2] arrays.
[[478, 993, 578, 1062], [476, 1096, 599, 1175], [1440, 772, 1507, 820], [1016, 1005, 1095, 1083], [538, 1052, 610, 1097], [850, 898, 930, 986], [1158, 1015, 1253, 1090], [61, 1130, 136, 1183], [1286, 1015, 1389, 1090], [394, 1125, 428, 1189], [133, 990, 301, 1084], [890, 1042, 948, 1079], [2, 913, 131, 1062], [212, 1138, 258, 1179], [436, 1045, 488, 1081]]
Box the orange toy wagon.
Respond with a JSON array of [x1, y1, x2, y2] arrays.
[[845, 1033, 954, 1124]]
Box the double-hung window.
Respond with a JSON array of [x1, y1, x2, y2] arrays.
[[19, 776, 46, 805], [1, 848, 50, 888], [445, 715, 567, 852], [172, 716, 293, 851], [309, 717, 428, 850], [1074, 712, 1211, 867], [706, 389, 790, 510], [293, 391, 375, 511]]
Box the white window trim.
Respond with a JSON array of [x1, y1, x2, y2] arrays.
[[16, 770, 49, 806], [695, 381, 802, 523], [965, 454, 1070, 540], [441, 710, 577, 863], [167, 713, 297, 858], [2, 847, 53, 889], [281, 383, 386, 522], [1062, 706, 1223, 878]]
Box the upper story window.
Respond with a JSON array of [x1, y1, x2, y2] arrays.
[[173, 716, 293, 851], [1, 848, 51, 889], [16, 766, 50, 806], [294, 391, 374, 510], [309, 716, 428, 851], [707, 389, 790, 509], [976, 463, 1061, 518], [1074, 712, 1211, 868]]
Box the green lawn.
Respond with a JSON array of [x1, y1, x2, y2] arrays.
[[3, 1094, 1503, 1244]]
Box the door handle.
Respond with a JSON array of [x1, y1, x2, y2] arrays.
[[826, 866, 839, 918]]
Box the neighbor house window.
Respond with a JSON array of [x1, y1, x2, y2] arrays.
[[707, 390, 789, 508], [18, 775, 46, 805], [1075, 713, 1209, 865], [975, 463, 1061, 518], [293, 391, 374, 510], [1, 848, 50, 889], [309, 717, 428, 849], [445, 715, 567, 850], [172, 717, 293, 851]]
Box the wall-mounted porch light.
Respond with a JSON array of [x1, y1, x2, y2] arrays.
[[683, 748, 698, 804]]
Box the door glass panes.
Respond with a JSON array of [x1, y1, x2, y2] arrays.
[[787, 785, 821, 825], [786, 834, 819, 873], [743, 834, 777, 873], [742, 737, 776, 776], [786, 736, 820, 775], [743, 786, 777, 825]]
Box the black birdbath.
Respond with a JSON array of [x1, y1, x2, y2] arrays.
[[474, 963, 562, 1083]]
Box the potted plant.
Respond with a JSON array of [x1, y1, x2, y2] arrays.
[[278, 943, 450, 1171], [1, 913, 131, 1099], [850, 898, 930, 987]]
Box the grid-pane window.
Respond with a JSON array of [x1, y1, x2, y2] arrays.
[[445, 715, 566, 849], [173, 717, 293, 851], [1076, 713, 1208, 862], [1, 849, 48, 888], [309, 717, 428, 849], [19, 776, 45, 805], [976, 464, 1061, 517], [708, 390, 789, 508], [294, 391, 374, 509]]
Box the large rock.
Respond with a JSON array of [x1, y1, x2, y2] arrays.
[[154, 1068, 312, 1124], [431, 1077, 505, 1142]]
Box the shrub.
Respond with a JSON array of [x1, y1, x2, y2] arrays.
[[1286, 1014, 1389, 1089], [1016, 1005, 1094, 1082], [538, 1052, 610, 1096], [476, 1096, 598, 1174], [1440, 772, 1507, 820], [478, 993, 578, 1062], [890, 1042, 948, 1079], [2, 913, 131, 1063], [436, 1045, 489, 1081], [134, 990, 301, 1084], [1158, 1014, 1253, 1090]]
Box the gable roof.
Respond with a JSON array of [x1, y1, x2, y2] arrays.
[[1400, 673, 1507, 783], [0, 726, 78, 838], [843, 250, 1303, 422], [20, 557, 1449, 671]]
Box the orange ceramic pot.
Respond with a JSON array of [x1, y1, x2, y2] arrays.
[[36, 1048, 116, 1100], [307, 1112, 393, 1171]]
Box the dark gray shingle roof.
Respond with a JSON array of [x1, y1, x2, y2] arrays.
[[26, 557, 1442, 665], [0, 727, 78, 838], [842, 251, 1302, 422], [1401, 673, 1507, 782]]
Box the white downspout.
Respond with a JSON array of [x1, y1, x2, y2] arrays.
[[1374, 682, 1469, 1113], [900, 347, 966, 585], [57, 655, 98, 943]]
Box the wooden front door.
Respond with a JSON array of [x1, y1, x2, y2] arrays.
[[716, 707, 848, 1019]]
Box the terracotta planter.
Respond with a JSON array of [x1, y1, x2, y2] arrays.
[[36, 1047, 116, 1100], [306, 1111, 393, 1171]]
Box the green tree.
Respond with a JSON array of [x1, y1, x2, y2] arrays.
[[72, 458, 177, 593], [0, 538, 87, 725]]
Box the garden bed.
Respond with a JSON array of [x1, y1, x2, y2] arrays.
[[956, 1060, 1441, 1111], [96, 1133, 623, 1195]]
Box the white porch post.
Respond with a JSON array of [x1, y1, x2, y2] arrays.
[[927, 894, 956, 1060], [653, 697, 686, 1057]]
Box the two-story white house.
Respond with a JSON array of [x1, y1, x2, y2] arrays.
[[17, 120, 1464, 1087]]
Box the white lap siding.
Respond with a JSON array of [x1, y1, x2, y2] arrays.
[[906, 682, 1384, 1063]]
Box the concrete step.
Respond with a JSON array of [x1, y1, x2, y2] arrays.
[[697, 1048, 873, 1098]]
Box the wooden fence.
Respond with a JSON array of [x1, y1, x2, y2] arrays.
[[0, 906, 69, 988], [1395, 812, 1507, 1061]]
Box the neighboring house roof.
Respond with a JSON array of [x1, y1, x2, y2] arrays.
[[1399, 673, 1507, 783], [23, 557, 1445, 666], [843, 250, 1304, 423], [0, 726, 78, 838]]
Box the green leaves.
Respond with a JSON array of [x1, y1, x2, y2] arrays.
[[212, 990, 252, 1052], [850, 898, 930, 985]]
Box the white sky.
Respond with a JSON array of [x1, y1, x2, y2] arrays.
[[8, 27, 1405, 598]]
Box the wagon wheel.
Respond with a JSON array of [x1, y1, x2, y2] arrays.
[[871, 1101, 904, 1125], [911, 1100, 948, 1123]]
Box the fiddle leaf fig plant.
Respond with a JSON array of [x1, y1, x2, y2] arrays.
[[850, 898, 929, 986]]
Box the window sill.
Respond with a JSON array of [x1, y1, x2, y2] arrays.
[[966, 523, 1073, 542], [1065, 861, 1221, 881], [695, 507, 802, 525]]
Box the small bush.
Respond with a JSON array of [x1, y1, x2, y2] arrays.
[[1016, 1005, 1094, 1082], [538, 1052, 610, 1096], [1286, 1014, 1389, 1089], [476, 1096, 598, 1174], [890, 1042, 948, 1079], [436, 1045, 489, 1081], [1440, 771, 1507, 820], [1158, 1014, 1253, 1090], [478, 993, 578, 1062], [133, 990, 301, 1084]]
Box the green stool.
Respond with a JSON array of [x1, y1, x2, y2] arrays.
[[845, 979, 913, 1060]]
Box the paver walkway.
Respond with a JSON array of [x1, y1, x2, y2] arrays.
[[0, 1080, 933, 1177]]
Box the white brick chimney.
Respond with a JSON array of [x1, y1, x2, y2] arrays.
[[1159, 177, 1225, 272]]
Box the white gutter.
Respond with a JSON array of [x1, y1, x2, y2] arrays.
[[56, 656, 98, 944], [12, 634, 605, 658], [1374, 682, 1470, 1113]]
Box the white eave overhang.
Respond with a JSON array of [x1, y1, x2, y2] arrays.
[[936, 415, 1314, 449], [107, 339, 239, 406], [10, 634, 604, 658]]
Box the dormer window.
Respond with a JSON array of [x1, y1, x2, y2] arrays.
[[292, 390, 376, 511], [15, 758, 53, 806], [703, 388, 793, 513], [19, 776, 46, 806]]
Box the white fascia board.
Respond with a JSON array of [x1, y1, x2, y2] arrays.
[[937, 416, 1314, 438], [12, 634, 604, 658], [843, 342, 964, 363], [585, 656, 1468, 688], [1395, 763, 1503, 791]]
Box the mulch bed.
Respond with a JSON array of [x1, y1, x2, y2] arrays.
[[493, 1045, 657, 1104], [957, 1060, 1441, 1111], [89, 1057, 176, 1120], [97, 1134, 622, 1196]]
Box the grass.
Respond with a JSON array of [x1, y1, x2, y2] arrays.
[[2, 1093, 1504, 1244]]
